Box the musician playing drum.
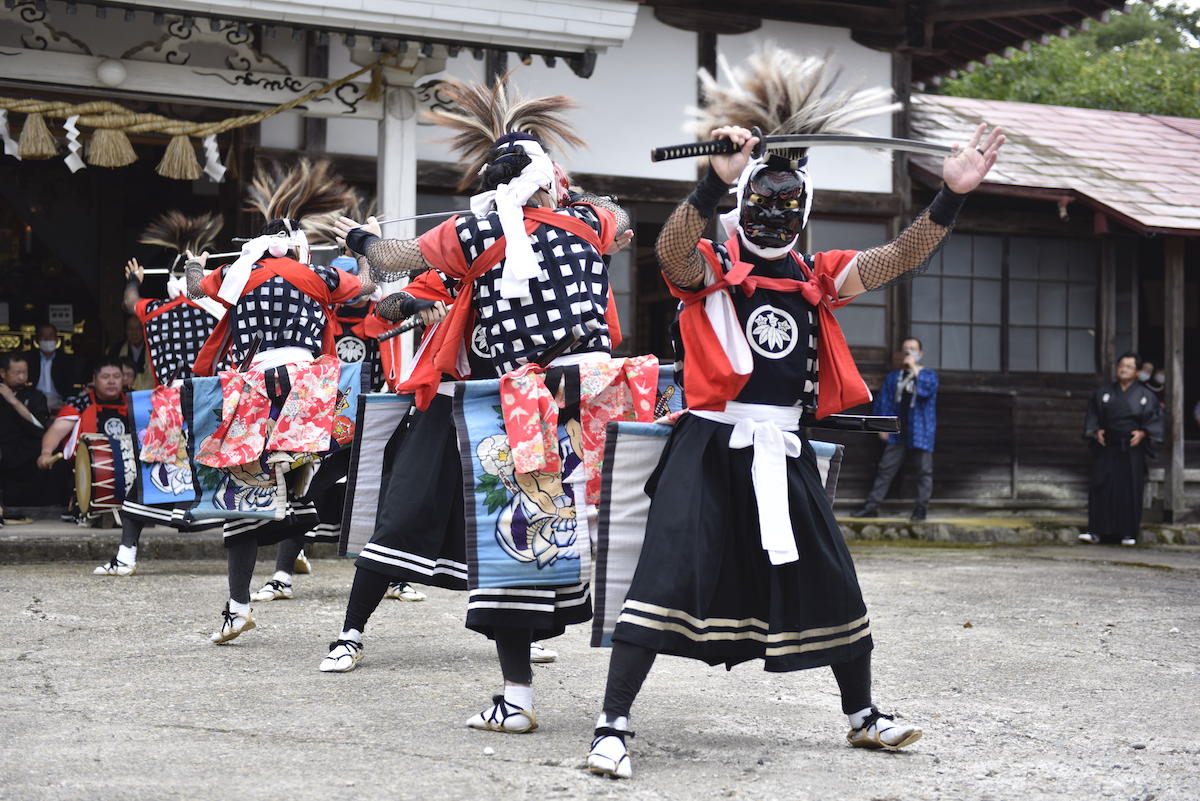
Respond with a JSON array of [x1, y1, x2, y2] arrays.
[[37, 358, 143, 571]]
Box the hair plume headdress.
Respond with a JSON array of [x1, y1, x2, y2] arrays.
[[423, 70, 585, 191], [139, 210, 224, 254], [245, 157, 359, 242], [691, 44, 901, 164]]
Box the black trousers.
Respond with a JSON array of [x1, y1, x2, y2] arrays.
[[865, 441, 933, 509]]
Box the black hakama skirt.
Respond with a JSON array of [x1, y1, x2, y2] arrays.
[[353, 393, 469, 590], [1087, 429, 1148, 543], [611, 413, 873, 672]]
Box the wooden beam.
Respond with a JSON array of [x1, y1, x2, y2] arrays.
[[1162, 236, 1185, 523], [926, 0, 1081, 23]]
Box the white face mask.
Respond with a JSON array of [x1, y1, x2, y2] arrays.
[[38, 339, 57, 354], [1137, 371, 1151, 382]]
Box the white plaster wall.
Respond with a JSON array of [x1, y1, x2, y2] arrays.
[[717, 22, 895, 194], [417, 5, 699, 183], [325, 41, 383, 156]]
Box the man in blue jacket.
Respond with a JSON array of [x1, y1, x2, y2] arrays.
[[853, 337, 939, 521]]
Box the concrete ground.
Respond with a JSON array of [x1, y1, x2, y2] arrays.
[[2, 544, 1197, 801]]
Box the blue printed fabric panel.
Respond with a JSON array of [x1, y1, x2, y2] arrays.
[[130, 388, 197, 507], [455, 378, 589, 590]]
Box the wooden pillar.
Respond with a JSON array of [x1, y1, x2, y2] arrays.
[[1099, 238, 1116, 377], [1163, 237, 1185, 523]]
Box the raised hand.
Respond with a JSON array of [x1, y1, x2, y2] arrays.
[[943, 123, 1005, 194], [125, 258, 144, 282], [709, 126, 760, 185], [334, 215, 382, 249], [184, 249, 209, 268], [606, 230, 634, 256]]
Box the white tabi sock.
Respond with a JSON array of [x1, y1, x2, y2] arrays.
[[272, 570, 292, 585], [116, 544, 136, 565], [596, 713, 630, 732], [849, 706, 875, 729], [228, 598, 251, 617], [504, 684, 533, 711], [339, 629, 362, 643]]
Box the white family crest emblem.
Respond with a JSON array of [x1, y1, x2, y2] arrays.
[[103, 416, 127, 437], [336, 335, 366, 363], [471, 325, 492, 360], [745, 305, 799, 359]]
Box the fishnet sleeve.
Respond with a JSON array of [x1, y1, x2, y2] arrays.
[[365, 238, 433, 283], [854, 209, 951, 292], [655, 200, 707, 291], [376, 291, 412, 323], [575, 192, 631, 237], [185, 261, 205, 300]]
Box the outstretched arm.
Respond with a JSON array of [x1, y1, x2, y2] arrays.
[[839, 124, 1004, 297], [334, 215, 433, 284], [655, 126, 760, 291], [184, 250, 208, 299], [122, 258, 145, 315], [574, 192, 632, 241]]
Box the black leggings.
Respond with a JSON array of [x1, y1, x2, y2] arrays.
[[226, 537, 258, 605], [342, 567, 391, 634], [493, 626, 532, 685], [601, 643, 873, 719], [274, 534, 305, 574], [119, 514, 146, 549]]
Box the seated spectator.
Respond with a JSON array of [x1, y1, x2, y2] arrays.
[[117, 357, 138, 392], [26, 323, 82, 413], [0, 351, 55, 510], [108, 314, 154, 391]]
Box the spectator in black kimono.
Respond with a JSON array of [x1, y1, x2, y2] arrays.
[[0, 351, 53, 512], [1080, 352, 1163, 546]]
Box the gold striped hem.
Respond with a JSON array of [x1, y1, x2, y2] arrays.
[[620, 600, 869, 643], [614, 612, 872, 654]]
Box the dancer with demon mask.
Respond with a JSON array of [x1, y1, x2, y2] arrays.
[[585, 47, 1004, 778]]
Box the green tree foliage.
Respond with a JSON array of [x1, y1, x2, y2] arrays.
[[937, 1, 1200, 118]]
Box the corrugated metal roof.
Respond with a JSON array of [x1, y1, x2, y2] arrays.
[[910, 94, 1200, 235]]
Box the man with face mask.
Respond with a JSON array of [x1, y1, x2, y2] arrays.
[[26, 324, 81, 413], [584, 46, 1004, 779], [854, 337, 939, 521]]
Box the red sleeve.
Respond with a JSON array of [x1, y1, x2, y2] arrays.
[[569, 203, 616, 252], [56, 403, 80, 420], [417, 217, 469, 279], [199, 268, 224, 301], [329, 269, 364, 304], [812, 249, 860, 307], [134, 298, 155, 322], [404, 270, 454, 304]]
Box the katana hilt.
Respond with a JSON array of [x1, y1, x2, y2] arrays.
[[650, 126, 765, 163]]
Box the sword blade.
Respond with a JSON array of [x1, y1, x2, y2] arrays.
[[376, 209, 471, 226], [651, 133, 953, 162]]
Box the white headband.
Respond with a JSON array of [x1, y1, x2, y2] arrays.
[[469, 139, 556, 300], [218, 228, 310, 306]]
